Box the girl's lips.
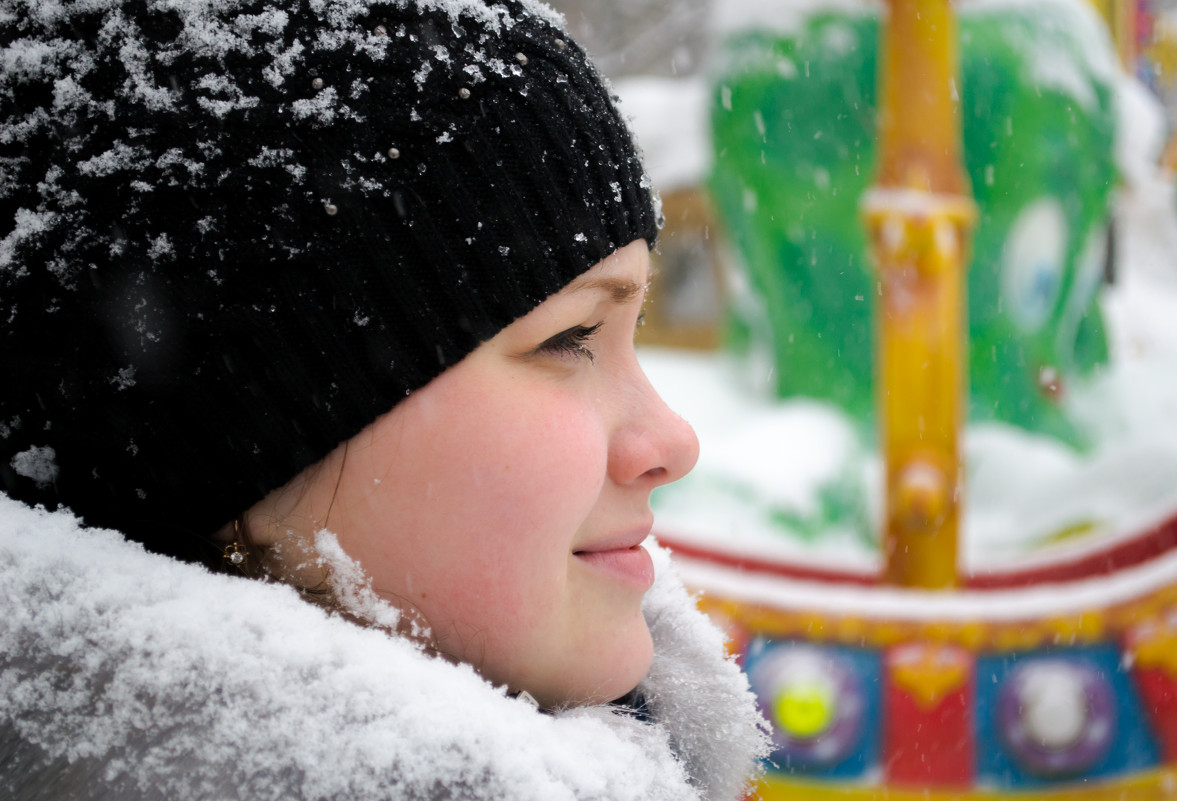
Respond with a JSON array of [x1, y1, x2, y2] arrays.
[[573, 544, 655, 589]]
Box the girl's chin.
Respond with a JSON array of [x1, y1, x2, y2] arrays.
[[561, 627, 654, 708], [465, 609, 654, 709]]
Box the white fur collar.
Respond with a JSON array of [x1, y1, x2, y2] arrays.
[[0, 495, 766, 801]]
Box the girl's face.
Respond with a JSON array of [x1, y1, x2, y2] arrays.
[[254, 240, 698, 708]]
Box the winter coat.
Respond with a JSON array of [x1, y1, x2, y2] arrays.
[[0, 494, 768, 801]]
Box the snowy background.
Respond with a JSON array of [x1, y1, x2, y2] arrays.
[[554, 0, 1177, 574]]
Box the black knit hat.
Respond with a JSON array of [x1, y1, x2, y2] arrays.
[[0, 0, 658, 560]]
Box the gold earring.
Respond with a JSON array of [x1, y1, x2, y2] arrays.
[[222, 517, 248, 571]]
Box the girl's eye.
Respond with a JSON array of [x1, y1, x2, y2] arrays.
[[536, 322, 602, 362]]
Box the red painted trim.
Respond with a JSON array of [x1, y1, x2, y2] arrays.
[[965, 513, 1177, 589], [655, 536, 880, 586], [658, 510, 1177, 590], [1132, 667, 1177, 763]]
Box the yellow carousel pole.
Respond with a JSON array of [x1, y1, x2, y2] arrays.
[[863, 0, 976, 589]]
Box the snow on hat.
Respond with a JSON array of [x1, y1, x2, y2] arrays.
[[0, 0, 658, 560]]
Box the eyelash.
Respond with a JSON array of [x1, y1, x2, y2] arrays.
[[538, 322, 603, 362]]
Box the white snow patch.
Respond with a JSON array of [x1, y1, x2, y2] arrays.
[[313, 529, 414, 636], [117, 34, 176, 112], [76, 142, 145, 177], [712, 0, 882, 38], [0, 208, 56, 269], [262, 37, 305, 88], [109, 365, 136, 391], [413, 59, 433, 87], [1, 37, 62, 80], [11, 445, 58, 487], [291, 86, 340, 123], [970, 0, 1118, 111], [1114, 74, 1167, 193], [51, 74, 88, 111], [614, 77, 711, 192], [195, 73, 260, 117], [154, 147, 204, 179], [247, 146, 296, 169]]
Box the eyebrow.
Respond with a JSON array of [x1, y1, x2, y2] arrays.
[[565, 276, 646, 304]]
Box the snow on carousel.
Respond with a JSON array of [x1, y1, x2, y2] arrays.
[[621, 0, 1177, 796]]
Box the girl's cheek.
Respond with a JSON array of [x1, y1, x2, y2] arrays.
[[481, 382, 605, 473], [479, 410, 605, 537]]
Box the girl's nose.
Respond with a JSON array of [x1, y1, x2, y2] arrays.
[[607, 367, 700, 489]]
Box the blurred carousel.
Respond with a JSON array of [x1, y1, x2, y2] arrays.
[[636, 0, 1177, 796]]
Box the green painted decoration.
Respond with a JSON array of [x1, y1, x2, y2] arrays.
[[710, 0, 1118, 446]]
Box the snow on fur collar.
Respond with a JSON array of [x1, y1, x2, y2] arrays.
[[0, 495, 767, 801]]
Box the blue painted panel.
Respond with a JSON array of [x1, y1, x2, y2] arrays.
[[745, 637, 882, 780], [975, 645, 1160, 789]]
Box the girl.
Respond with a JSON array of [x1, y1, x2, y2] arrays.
[[0, 0, 767, 799]]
